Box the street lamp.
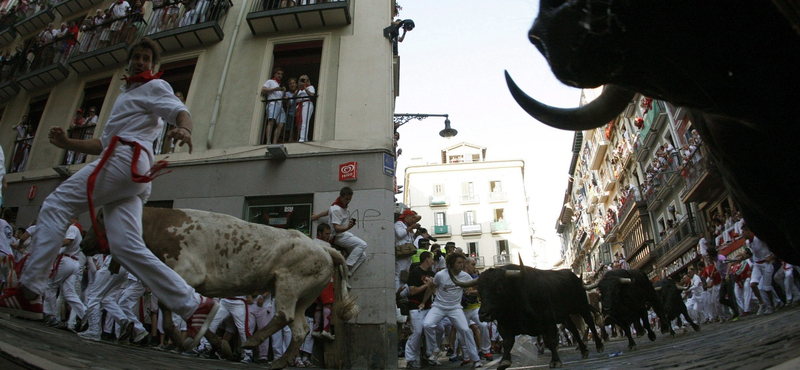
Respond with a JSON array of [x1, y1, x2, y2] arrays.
[[393, 113, 458, 138]]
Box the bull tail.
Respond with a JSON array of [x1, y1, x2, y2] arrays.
[[323, 245, 361, 321]]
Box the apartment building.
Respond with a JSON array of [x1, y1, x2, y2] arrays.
[[404, 142, 536, 268], [556, 88, 744, 282], [1, 1, 400, 367]]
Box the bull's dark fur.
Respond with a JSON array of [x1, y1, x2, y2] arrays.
[[517, 1, 800, 265], [470, 265, 603, 369], [596, 269, 668, 351], [654, 279, 700, 337]]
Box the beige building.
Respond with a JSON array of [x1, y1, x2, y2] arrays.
[[403, 142, 536, 268], [1, 0, 402, 367]]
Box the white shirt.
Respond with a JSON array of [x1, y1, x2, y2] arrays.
[[395, 220, 413, 246], [63, 224, 82, 256], [296, 85, 315, 103], [262, 79, 283, 101], [100, 79, 187, 158], [698, 237, 708, 256], [328, 204, 350, 237], [112, 1, 131, 18], [0, 219, 13, 257], [689, 274, 704, 297], [749, 236, 772, 262], [432, 269, 471, 309]]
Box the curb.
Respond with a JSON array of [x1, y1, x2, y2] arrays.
[[0, 339, 73, 370]]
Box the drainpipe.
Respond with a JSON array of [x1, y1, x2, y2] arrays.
[[207, 0, 248, 149]]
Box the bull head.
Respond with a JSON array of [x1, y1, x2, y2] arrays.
[[449, 269, 479, 288]]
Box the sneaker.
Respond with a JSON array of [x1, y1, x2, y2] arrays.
[[756, 303, 765, 316], [77, 331, 101, 341], [320, 330, 335, 341], [473, 361, 483, 368], [483, 353, 493, 361], [406, 360, 421, 369], [157, 344, 176, 352], [294, 358, 306, 368], [241, 353, 253, 364], [449, 355, 461, 362], [303, 359, 313, 368], [764, 305, 774, 315], [461, 360, 472, 366], [184, 296, 220, 351], [182, 349, 202, 356], [0, 287, 44, 320], [311, 331, 322, 339], [446, 348, 454, 357], [427, 353, 441, 366], [132, 329, 148, 344], [118, 321, 135, 342]]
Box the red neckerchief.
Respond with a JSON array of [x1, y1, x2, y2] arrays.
[[317, 235, 328, 242], [332, 197, 347, 209], [272, 77, 281, 85], [121, 70, 163, 85]]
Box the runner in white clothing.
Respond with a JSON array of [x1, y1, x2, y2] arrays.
[[1, 38, 218, 351], [422, 252, 482, 368], [743, 225, 776, 315]]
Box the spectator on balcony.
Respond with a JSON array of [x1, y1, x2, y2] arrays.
[[261, 67, 286, 145], [207, 0, 234, 20], [37, 23, 56, 66], [97, 8, 113, 49], [733, 212, 745, 238], [109, 0, 131, 42], [126, 0, 146, 43], [164, 0, 182, 31], [148, 0, 166, 34], [282, 77, 298, 142], [295, 74, 315, 142], [84, 106, 99, 126], [691, 129, 702, 145], [70, 109, 86, 128], [78, 15, 96, 54]]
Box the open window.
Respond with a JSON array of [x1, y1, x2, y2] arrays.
[[63, 77, 111, 165], [153, 58, 197, 155], [261, 41, 322, 144], [10, 94, 48, 173]]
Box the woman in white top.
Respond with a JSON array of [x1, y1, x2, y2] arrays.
[[295, 74, 315, 142]]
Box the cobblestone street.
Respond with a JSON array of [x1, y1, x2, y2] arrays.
[[2, 306, 800, 369]]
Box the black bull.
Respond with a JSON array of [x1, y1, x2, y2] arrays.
[[585, 269, 668, 351], [507, 1, 800, 265], [450, 264, 603, 369], [653, 279, 700, 336]]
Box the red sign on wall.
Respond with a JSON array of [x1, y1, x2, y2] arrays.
[[28, 185, 37, 200], [339, 162, 358, 181]]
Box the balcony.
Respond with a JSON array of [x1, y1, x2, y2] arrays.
[[147, 3, 228, 52], [488, 191, 507, 203], [641, 101, 667, 149], [14, 38, 71, 91], [589, 134, 609, 171], [53, 0, 105, 18], [460, 194, 479, 205], [0, 27, 16, 48], [652, 218, 698, 265], [259, 94, 317, 144], [493, 254, 512, 266], [433, 225, 451, 236], [475, 256, 485, 268], [490, 221, 510, 234], [0, 80, 20, 103], [14, 9, 56, 37], [9, 136, 34, 173], [429, 195, 449, 207], [461, 223, 482, 236], [62, 124, 97, 165], [247, 0, 351, 35], [679, 149, 724, 203]]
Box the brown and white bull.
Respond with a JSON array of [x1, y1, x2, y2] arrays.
[[82, 207, 359, 369]]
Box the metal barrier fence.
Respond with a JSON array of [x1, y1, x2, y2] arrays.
[[63, 123, 97, 165], [260, 94, 316, 144], [249, 0, 344, 13]]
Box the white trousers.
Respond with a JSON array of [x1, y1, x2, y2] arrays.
[[423, 305, 479, 362], [44, 257, 85, 319], [210, 299, 251, 354], [119, 279, 146, 335], [84, 267, 128, 336], [299, 316, 314, 354], [463, 307, 490, 353], [686, 294, 705, 323], [20, 147, 200, 319], [395, 256, 412, 289], [65, 252, 86, 328], [248, 303, 271, 360], [752, 262, 774, 292], [405, 308, 430, 362], [297, 102, 314, 142], [334, 232, 367, 274]]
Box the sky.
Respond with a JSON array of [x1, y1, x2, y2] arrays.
[[392, 0, 584, 268]]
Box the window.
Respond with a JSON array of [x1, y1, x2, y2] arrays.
[[493, 208, 505, 222], [461, 181, 477, 203], [467, 241, 479, 258], [434, 212, 446, 227], [657, 216, 666, 237], [490, 180, 502, 193], [154, 58, 198, 155], [449, 154, 464, 163], [496, 240, 509, 256], [471, 154, 480, 162], [64, 77, 111, 165], [246, 194, 313, 236], [262, 41, 323, 144], [10, 95, 48, 173], [433, 184, 445, 196], [464, 210, 477, 225]]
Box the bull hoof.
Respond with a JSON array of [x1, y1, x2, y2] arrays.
[[596, 344, 604, 353], [692, 324, 701, 332], [497, 360, 512, 370], [270, 357, 289, 370], [537, 347, 545, 355], [648, 332, 657, 341], [628, 345, 637, 351], [549, 361, 563, 368], [581, 350, 589, 359]]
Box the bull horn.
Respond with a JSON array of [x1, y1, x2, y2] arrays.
[[504, 270, 522, 278], [676, 285, 689, 291], [518, 254, 525, 267], [584, 281, 600, 290], [654, 286, 662, 291], [449, 269, 479, 288], [505, 70, 636, 131], [619, 278, 633, 284]]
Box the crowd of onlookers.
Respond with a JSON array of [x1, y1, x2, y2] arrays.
[[0, 0, 234, 84], [261, 67, 316, 144]]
